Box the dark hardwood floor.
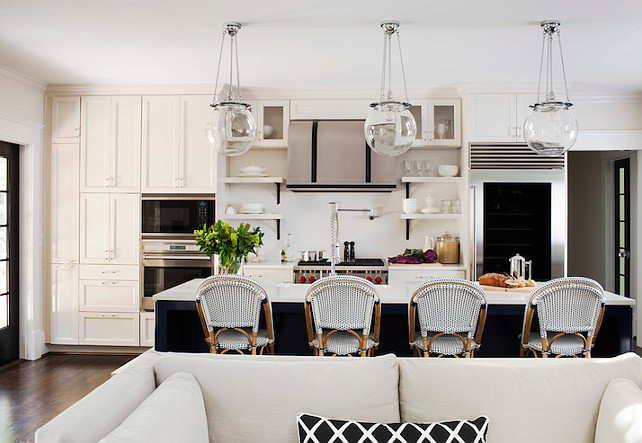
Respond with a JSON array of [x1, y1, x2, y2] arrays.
[[0, 353, 137, 443]]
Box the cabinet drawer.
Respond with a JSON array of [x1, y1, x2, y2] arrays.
[[243, 268, 292, 287], [79, 312, 140, 346], [389, 269, 467, 285], [140, 312, 155, 347], [79, 280, 139, 312], [80, 264, 140, 280]]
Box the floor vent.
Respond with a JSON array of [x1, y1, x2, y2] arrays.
[[470, 144, 565, 169]]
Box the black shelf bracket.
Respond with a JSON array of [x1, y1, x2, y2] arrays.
[[405, 182, 411, 239], [276, 183, 281, 205], [276, 219, 281, 240]]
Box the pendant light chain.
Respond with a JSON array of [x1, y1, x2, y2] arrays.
[[380, 33, 387, 101], [396, 31, 410, 103], [387, 33, 392, 100], [228, 32, 234, 101], [234, 33, 242, 101], [557, 32, 571, 103], [213, 28, 226, 103], [536, 33, 545, 104], [547, 29, 554, 101]]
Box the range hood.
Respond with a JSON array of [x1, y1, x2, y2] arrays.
[[286, 120, 396, 192]]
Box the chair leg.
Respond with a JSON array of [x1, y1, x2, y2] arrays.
[[519, 346, 526, 358], [268, 342, 275, 354]]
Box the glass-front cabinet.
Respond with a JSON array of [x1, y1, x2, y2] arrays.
[[409, 99, 461, 148], [251, 100, 289, 147]]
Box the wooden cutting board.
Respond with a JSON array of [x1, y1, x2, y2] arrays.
[[479, 284, 535, 293], [388, 262, 443, 267]]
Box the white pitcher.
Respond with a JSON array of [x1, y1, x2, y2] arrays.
[[423, 235, 435, 251]]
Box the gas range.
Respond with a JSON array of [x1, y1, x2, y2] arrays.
[[293, 258, 388, 285]]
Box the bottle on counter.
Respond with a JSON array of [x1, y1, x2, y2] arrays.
[[281, 248, 287, 263], [285, 233, 294, 262]]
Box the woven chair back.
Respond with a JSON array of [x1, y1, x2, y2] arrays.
[[411, 278, 486, 336], [196, 275, 268, 332], [306, 276, 380, 333], [530, 277, 604, 336]]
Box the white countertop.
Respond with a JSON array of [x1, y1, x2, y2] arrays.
[[153, 278, 635, 306]]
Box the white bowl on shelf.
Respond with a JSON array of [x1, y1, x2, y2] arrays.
[[241, 203, 264, 211], [239, 165, 266, 175], [402, 198, 417, 214], [438, 164, 459, 177]]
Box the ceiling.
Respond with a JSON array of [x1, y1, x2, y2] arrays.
[[1, 0, 641, 94]]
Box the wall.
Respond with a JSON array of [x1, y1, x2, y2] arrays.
[[0, 65, 45, 360]]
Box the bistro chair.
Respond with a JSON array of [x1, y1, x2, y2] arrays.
[[195, 274, 275, 355], [520, 277, 605, 358], [408, 278, 487, 358], [304, 275, 381, 357]]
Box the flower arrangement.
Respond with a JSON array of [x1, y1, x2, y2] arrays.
[[194, 220, 264, 274]]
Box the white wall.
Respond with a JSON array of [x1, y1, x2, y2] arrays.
[[0, 65, 45, 360]]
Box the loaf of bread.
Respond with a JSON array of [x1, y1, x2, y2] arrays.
[[479, 273, 513, 288]]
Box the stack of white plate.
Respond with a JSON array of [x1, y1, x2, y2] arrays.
[[240, 203, 264, 214], [238, 165, 267, 177]]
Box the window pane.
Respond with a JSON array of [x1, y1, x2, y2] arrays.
[[619, 167, 625, 192], [619, 275, 626, 297], [620, 222, 625, 247], [0, 157, 6, 192], [0, 261, 7, 295], [619, 195, 625, 221], [0, 227, 6, 260], [0, 294, 6, 329], [0, 193, 6, 225]]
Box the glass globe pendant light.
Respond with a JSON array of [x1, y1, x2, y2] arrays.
[[207, 23, 257, 157], [364, 21, 417, 157], [523, 20, 578, 156]]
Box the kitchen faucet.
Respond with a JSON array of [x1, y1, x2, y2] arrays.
[[329, 202, 378, 276]]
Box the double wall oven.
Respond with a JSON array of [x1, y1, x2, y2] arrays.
[[141, 195, 215, 310]]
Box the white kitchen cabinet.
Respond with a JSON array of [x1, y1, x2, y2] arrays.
[[80, 193, 140, 265], [140, 312, 155, 347], [408, 99, 461, 148], [467, 94, 534, 142], [79, 264, 139, 281], [142, 95, 217, 194], [290, 99, 370, 120], [48, 264, 79, 345], [79, 312, 140, 346], [50, 144, 79, 263], [252, 100, 289, 147], [388, 267, 467, 297], [79, 280, 139, 313], [51, 96, 81, 143], [81, 96, 141, 193]]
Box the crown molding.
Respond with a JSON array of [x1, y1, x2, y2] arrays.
[[0, 64, 46, 92]]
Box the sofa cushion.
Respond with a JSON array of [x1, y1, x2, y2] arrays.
[[398, 353, 642, 443], [98, 372, 208, 443], [154, 353, 400, 443], [595, 378, 642, 443], [297, 413, 489, 443]]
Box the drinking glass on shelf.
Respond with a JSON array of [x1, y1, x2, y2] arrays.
[[441, 199, 452, 214], [414, 159, 424, 176], [424, 160, 432, 175], [403, 160, 412, 176], [451, 199, 461, 214]]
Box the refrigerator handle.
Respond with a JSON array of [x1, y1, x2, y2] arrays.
[[470, 185, 477, 281]]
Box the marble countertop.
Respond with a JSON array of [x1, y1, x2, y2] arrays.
[[153, 278, 635, 306]]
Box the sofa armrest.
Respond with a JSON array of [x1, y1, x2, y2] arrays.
[[35, 362, 156, 443], [595, 378, 642, 443]]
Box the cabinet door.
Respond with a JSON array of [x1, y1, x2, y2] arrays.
[[79, 312, 139, 346], [468, 94, 516, 142], [427, 99, 461, 147], [112, 96, 141, 192], [515, 94, 536, 142], [409, 100, 430, 147], [49, 264, 79, 344], [79, 280, 139, 312], [179, 95, 217, 193], [51, 97, 81, 143], [140, 312, 155, 347], [50, 144, 79, 263], [141, 96, 180, 193], [110, 194, 140, 265], [80, 97, 111, 192], [80, 193, 110, 264], [255, 100, 289, 147]]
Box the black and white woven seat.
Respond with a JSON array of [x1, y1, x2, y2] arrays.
[[520, 277, 605, 358], [305, 276, 381, 357], [195, 274, 275, 355], [408, 278, 487, 358]]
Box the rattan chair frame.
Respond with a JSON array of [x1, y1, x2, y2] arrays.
[[195, 274, 275, 355], [408, 278, 487, 358], [304, 276, 382, 357], [519, 277, 605, 358]]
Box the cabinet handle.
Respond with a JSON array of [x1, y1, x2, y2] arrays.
[[104, 177, 110, 188], [101, 281, 107, 285], [173, 178, 179, 188], [111, 281, 117, 285], [110, 249, 115, 260]]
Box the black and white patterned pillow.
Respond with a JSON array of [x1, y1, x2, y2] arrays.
[[297, 413, 488, 443]]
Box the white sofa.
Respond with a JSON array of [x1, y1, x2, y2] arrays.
[[35, 351, 642, 443]]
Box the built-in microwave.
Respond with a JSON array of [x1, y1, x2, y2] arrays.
[[141, 195, 215, 237]]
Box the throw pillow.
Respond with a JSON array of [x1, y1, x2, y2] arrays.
[[99, 372, 208, 443], [595, 378, 642, 443], [297, 413, 488, 443]]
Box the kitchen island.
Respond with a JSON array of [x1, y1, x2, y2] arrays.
[[153, 278, 635, 357]]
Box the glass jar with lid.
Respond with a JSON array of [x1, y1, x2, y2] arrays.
[[435, 232, 460, 264]]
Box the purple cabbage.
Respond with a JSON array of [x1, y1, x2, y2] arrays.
[[423, 249, 438, 263], [388, 255, 422, 264]]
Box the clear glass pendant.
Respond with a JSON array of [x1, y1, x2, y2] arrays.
[[207, 102, 257, 157], [364, 102, 416, 156], [523, 102, 577, 156]]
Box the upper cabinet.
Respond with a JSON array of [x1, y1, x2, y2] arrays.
[[251, 100, 289, 147], [51, 97, 81, 143], [409, 99, 461, 148], [467, 94, 534, 142], [50, 144, 79, 263], [142, 95, 217, 194], [81, 96, 141, 193]]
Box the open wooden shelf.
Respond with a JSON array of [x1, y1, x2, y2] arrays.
[[223, 176, 285, 184], [222, 214, 283, 220], [401, 176, 463, 183]]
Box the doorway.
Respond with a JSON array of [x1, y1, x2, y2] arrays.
[[614, 158, 630, 297], [0, 142, 19, 365]]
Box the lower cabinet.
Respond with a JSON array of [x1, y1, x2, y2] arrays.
[[388, 268, 467, 297], [49, 264, 79, 345], [79, 280, 139, 312], [140, 312, 155, 347], [79, 312, 140, 346]]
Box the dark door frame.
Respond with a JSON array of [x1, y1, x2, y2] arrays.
[[614, 157, 631, 298]]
